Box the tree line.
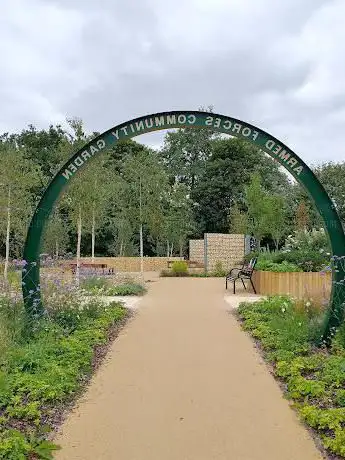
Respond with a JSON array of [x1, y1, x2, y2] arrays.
[[0, 117, 344, 270]]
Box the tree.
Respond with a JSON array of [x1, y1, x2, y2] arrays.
[[60, 119, 97, 284], [229, 204, 248, 234], [245, 173, 288, 249], [14, 124, 70, 183], [295, 201, 310, 231], [265, 194, 286, 249], [245, 173, 269, 247], [192, 138, 290, 235], [161, 109, 218, 189], [314, 162, 345, 224], [163, 183, 195, 257], [43, 207, 69, 257], [0, 143, 42, 278], [121, 148, 168, 273]]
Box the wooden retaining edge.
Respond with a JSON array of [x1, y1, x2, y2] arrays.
[[252, 270, 332, 304]]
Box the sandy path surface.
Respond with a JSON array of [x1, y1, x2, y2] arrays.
[[55, 278, 322, 460]]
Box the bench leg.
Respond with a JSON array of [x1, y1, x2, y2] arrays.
[[225, 278, 228, 290], [250, 278, 257, 294], [233, 279, 236, 294], [241, 278, 246, 290]]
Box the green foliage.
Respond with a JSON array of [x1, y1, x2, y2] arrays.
[[238, 296, 345, 457], [211, 261, 227, 277], [191, 138, 289, 235], [284, 228, 329, 253], [314, 162, 345, 223], [335, 389, 345, 407], [0, 295, 128, 458], [105, 283, 146, 296], [276, 250, 329, 272], [0, 297, 26, 355], [255, 259, 302, 272], [0, 429, 60, 459], [80, 277, 146, 296], [250, 233, 331, 272], [277, 228, 331, 271], [323, 429, 345, 457], [161, 109, 216, 190], [81, 276, 108, 292], [162, 183, 196, 257], [171, 261, 188, 276], [245, 173, 287, 248], [1, 118, 344, 262], [229, 204, 248, 234]]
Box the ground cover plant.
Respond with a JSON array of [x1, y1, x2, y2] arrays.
[[160, 260, 227, 277], [237, 296, 345, 458], [247, 229, 332, 273], [80, 276, 146, 296], [0, 284, 130, 459]]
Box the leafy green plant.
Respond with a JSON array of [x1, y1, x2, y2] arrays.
[[0, 294, 128, 459], [255, 259, 302, 272], [105, 283, 146, 296], [211, 260, 227, 277], [171, 261, 188, 276], [237, 296, 345, 457], [335, 389, 345, 407], [245, 228, 332, 272], [81, 278, 146, 296], [80, 276, 108, 292]]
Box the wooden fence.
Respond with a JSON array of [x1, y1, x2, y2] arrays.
[[252, 270, 332, 304]]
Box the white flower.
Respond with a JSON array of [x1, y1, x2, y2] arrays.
[[281, 307, 286, 313], [305, 301, 311, 307]]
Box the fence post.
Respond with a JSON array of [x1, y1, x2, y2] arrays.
[[204, 233, 208, 273]]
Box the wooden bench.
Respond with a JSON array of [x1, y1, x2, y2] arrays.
[[69, 263, 114, 275], [225, 257, 257, 294]]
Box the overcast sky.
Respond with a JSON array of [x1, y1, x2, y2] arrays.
[[1, 0, 345, 165]]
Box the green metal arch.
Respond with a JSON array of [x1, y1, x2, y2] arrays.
[[22, 111, 345, 341]]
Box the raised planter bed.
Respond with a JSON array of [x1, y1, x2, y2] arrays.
[[252, 270, 332, 304]]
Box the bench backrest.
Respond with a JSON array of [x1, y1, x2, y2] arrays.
[[241, 257, 257, 276]]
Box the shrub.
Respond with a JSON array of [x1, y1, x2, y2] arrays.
[[281, 229, 330, 272], [80, 277, 146, 297], [284, 228, 329, 253], [160, 269, 177, 277], [80, 276, 108, 292], [247, 247, 329, 272], [255, 259, 302, 272], [211, 261, 227, 277], [106, 283, 146, 296], [171, 261, 188, 276]]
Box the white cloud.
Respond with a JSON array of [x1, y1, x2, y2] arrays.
[[0, 0, 344, 164]]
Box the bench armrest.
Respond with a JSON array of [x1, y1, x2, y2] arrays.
[[226, 267, 241, 278]]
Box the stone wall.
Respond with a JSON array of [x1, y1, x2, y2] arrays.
[[65, 257, 183, 272], [189, 239, 204, 264], [205, 233, 245, 272], [189, 234, 245, 272]]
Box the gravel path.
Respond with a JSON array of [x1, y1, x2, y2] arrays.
[[55, 277, 322, 460]]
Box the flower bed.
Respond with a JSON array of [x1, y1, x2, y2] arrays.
[[237, 296, 345, 458], [0, 296, 130, 459]]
